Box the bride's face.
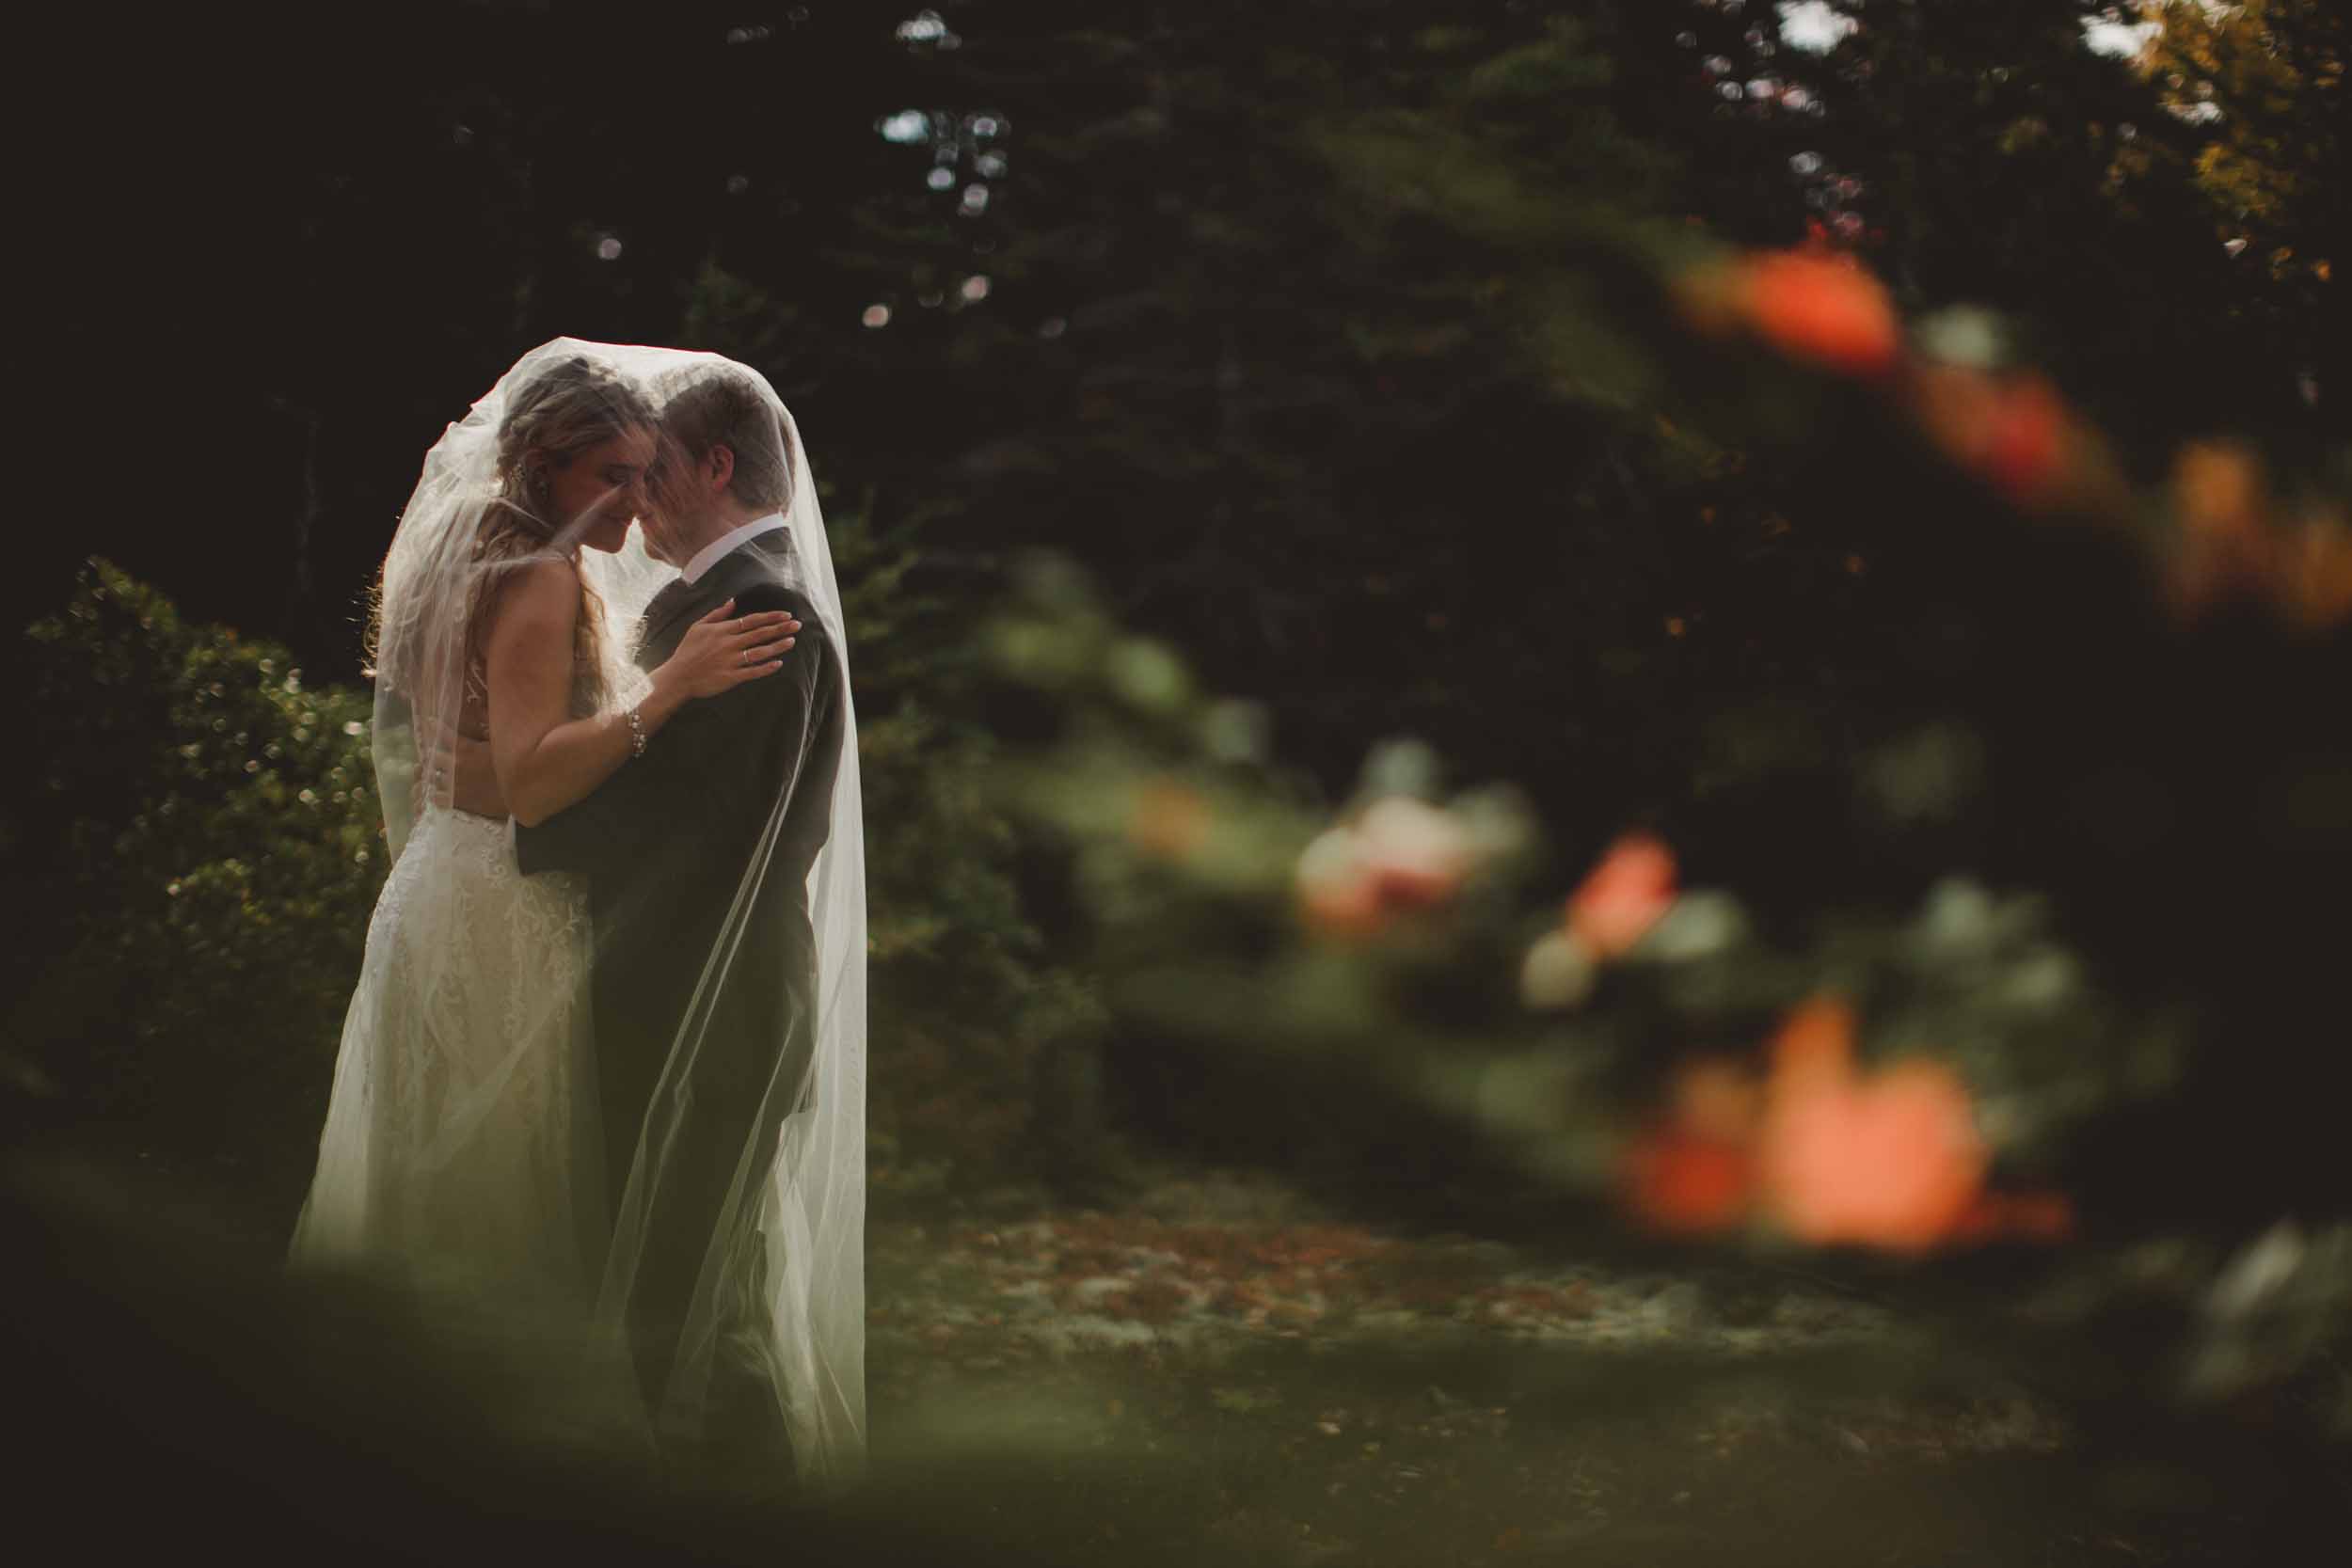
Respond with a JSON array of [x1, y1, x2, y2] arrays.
[[547, 426, 658, 554]]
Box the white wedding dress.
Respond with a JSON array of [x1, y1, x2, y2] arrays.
[[288, 796, 603, 1301]]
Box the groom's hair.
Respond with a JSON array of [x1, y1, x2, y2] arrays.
[[658, 366, 795, 515]]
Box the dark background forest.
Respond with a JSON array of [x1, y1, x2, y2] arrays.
[[8, 2, 2349, 1561]]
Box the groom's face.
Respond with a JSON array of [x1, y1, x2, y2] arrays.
[[642, 429, 724, 562]]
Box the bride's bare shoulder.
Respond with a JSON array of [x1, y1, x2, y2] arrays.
[[481, 554, 585, 640]]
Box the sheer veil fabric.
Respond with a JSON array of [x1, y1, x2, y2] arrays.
[[292, 340, 866, 1484]]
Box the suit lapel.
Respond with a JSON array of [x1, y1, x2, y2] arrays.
[[637, 536, 796, 666], [638, 578, 692, 642], [639, 583, 705, 666]]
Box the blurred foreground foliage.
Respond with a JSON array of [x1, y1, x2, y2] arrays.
[[980, 531, 2352, 1443], [10, 1145, 2349, 1567], [2, 1151, 1081, 1566], [947, 2, 2352, 1432]]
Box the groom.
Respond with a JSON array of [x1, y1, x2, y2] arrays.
[[514, 365, 847, 1474]]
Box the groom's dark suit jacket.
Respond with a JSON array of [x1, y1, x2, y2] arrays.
[[515, 529, 844, 1416]]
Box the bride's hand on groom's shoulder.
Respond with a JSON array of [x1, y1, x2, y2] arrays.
[[653, 598, 801, 705]]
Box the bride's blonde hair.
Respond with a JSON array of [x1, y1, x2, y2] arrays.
[[369, 355, 655, 719], [468, 356, 656, 708]]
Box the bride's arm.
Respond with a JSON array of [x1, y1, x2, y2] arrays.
[[483, 559, 796, 828], [441, 722, 510, 818]]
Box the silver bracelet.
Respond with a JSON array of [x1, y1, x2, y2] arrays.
[[625, 706, 648, 758]]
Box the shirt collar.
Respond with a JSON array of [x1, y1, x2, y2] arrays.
[[680, 512, 788, 586]]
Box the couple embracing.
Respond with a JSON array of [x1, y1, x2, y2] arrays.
[[288, 341, 866, 1487]]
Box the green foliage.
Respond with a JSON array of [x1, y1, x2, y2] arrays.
[[7, 561, 384, 1164], [1773, 0, 2330, 458], [804, 504, 1112, 1181], [2136, 0, 2342, 388], [982, 557, 2175, 1196]]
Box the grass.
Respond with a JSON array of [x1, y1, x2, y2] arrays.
[[863, 1169, 2330, 1566], [9, 1135, 2339, 1565]]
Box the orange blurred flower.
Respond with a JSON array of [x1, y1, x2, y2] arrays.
[[1737, 249, 1903, 379], [2277, 507, 2352, 632], [1568, 832, 1678, 958], [1616, 1001, 2068, 1253], [2174, 440, 2265, 539], [1769, 995, 1856, 1086], [2165, 440, 2280, 620], [1757, 1001, 1989, 1252]]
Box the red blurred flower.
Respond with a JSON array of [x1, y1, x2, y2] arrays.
[[2279, 507, 2352, 632], [1737, 249, 1903, 379], [1568, 832, 1678, 958], [1910, 365, 2077, 510], [1622, 1129, 1753, 1235], [1979, 376, 2070, 504], [1621, 1056, 1761, 1235]]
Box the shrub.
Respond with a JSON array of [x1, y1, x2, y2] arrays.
[[7, 562, 383, 1189]]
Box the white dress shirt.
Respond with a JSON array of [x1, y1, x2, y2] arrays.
[[681, 512, 788, 585]]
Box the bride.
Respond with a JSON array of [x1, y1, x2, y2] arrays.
[[288, 342, 866, 1484]]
